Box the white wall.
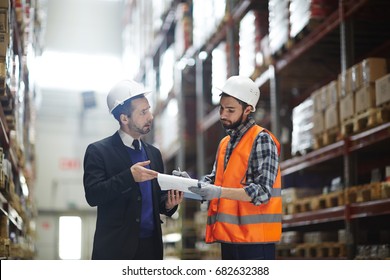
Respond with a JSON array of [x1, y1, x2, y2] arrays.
[[32, 0, 125, 260], [36, 212, 97, 260], [35, 88, 117, 211], [34, 88, 117, 259]]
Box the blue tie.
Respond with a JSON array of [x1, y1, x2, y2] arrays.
[[133, 139, 140, 150]]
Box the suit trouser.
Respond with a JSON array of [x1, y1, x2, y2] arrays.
[[221, 243, 276, 260], [134, 236, 159, 260]]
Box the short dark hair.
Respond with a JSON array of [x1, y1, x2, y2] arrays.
[[112, 95, 145, 121], [220, 92, 248, 111]]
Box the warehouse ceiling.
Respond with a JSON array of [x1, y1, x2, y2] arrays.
[[34, 0, 124, 93], [43, 0, 122, 55], [33, 1, 125, 213], [33, 0, 126, 146]]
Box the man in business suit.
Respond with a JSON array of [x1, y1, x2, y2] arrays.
[[83, 79, 183, 260]]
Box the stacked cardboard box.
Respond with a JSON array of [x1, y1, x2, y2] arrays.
[[291, 97, 314, 156], [0, 0, 8, 58], [0, 0, 9, 96], [339, 58, 387, 136], [311, 79, 340, 147], [268, 0, 290, 54], [355, 58, 387, 113], [312, 88, 325, 141], [324, 80, 340, 132], [375, 73, 390, 107], [289, 0, 337, 38]]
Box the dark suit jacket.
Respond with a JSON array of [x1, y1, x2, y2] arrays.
[[83, 132, 176, 259]]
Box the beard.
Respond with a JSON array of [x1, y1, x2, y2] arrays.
[[221, 112, 244, 130], [128, 122, 152, 135]]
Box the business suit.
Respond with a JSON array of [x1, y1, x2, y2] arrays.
[[83, 131, 176, 259]]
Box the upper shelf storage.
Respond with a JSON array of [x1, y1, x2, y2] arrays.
[[283, 198, 390, 228], [256, 0, 390, 103], [281, 122, 390, 176]]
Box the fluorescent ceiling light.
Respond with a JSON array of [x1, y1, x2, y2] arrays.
[[32, 50, 128, 93]]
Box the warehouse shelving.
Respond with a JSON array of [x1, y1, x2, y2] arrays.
[[128, 0, 390, 259], [190, 0, 390, 259], [283, 199, 390, 228], [266, 0, 390, 259], [281, 122, 390, 176], [0, 0, 41, 259]]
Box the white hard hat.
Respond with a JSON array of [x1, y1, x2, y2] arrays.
[[107, 80, 151, 113], [215, 76, 260, 112]]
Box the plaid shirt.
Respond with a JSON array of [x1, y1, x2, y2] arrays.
[[203, 117, 279, 206]]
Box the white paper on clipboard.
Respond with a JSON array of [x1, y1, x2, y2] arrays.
[[157, 173, 203, 200]]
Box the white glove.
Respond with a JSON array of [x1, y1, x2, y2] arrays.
[[172, 169, 191, 178], [189, 182, 221, 200]]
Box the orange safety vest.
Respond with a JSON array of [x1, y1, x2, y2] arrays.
[[205, 124, 282, 244]]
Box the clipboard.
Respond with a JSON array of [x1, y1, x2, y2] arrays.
[[157, 173, 203, 200]]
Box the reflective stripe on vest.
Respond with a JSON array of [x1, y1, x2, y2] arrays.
[[205, 125, 282, 244]]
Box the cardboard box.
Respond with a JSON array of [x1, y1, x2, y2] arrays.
[[312, 112, 325, 135], [361, 57, 387, 85], [320, 85, 329, 110], [0, 60, 5, 78], [339, 93, 354, 121], [0, 0, 9, 9], [325, 102, 339, 129], [0, 10, 7, 33], [312, 89, 322, 112], [282, 187, 322, 204], [0, 215, 8, 238], [375, 73, 390, 106], [355, 84, 376, 113], [351, 62, 362, 91], [303, 231, 338, 244], [327, 80, 339, 104], [0, 32, 8, 57], [338, 68, 353, 97]]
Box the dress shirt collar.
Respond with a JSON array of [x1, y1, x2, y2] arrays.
[[118, 129, 141, 150]]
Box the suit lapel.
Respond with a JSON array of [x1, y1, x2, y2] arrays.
[[142, 141, 161, 204], [111, 132, 133, 166], [142, 141, 156, 170]]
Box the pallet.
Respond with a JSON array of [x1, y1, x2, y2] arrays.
[[313, 127, 341, 149], [294, 242, 346, 258], [313, 133, 325, 149], [0, 238, 10, 259], [288, 191, 345, 214], [277, 243, 296, 258], [318, 191, 345, 209], [381, 182, 390, 199], [323, 127, 340, 146], [346, 183, 382, 203], [340, 117, 355, 138], [375, 102, 390, 124], [287, 196, 321, 214], [353, 108, 381, 133], [283, 203, 295, 215], [285, 182, 389, 215]]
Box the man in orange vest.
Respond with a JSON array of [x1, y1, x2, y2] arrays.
[[180, 75, 282, 260]]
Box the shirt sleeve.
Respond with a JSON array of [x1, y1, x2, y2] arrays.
[[244, 131, 279, 206], [200, 161, 217, 184]]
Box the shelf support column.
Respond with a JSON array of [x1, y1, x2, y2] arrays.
[[339, 0, 354, 72], [339, 0, 356, 259], [175, 67, 186, 172], [195, 55, 206, 177], [226, 0, 239, 76], [269, 65, 281, 140]]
